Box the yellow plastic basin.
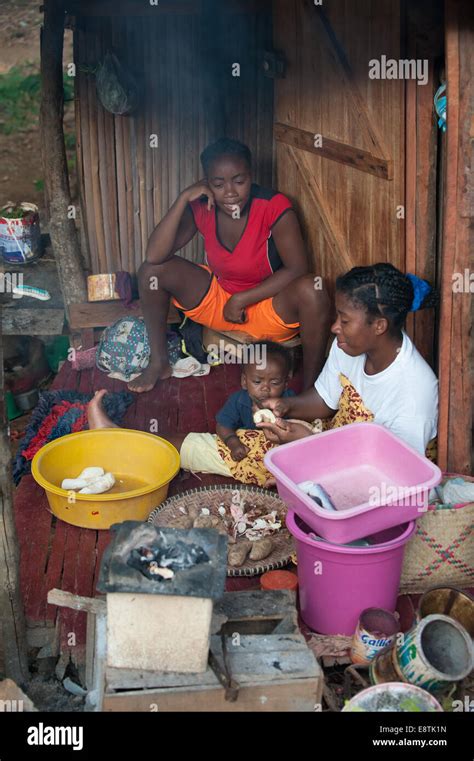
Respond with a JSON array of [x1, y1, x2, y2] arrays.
[[31, 429, 180, 530]]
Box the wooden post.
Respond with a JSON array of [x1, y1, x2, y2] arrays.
[[0, 332, 29, 685], [40, 0, 87, 307], [438, 0, 473, 473]]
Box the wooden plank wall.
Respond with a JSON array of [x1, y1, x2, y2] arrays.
[[437, 0, 473, 474], [273, 0, 404, 285], [404, 0, 444, 366], [73, 0, 273, 275], [213, 2, 274, 188]]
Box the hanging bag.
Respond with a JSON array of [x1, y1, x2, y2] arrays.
[[95, 51, 139, 115]]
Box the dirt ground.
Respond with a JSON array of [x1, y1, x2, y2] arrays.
[[0, 0, 73, 212]]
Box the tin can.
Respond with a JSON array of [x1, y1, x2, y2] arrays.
[[351, 608, 399, 666], [418, 585, 474, 637], [370, 643, 407, 685], [0, 203, 41, 264], [87, 274, 120, 302], [397, 614, 473, 692]]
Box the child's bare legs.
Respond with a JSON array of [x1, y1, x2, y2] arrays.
[[87, 390, 186, 452]]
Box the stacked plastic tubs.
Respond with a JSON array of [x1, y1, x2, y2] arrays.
[[264, 423, 442, 634]]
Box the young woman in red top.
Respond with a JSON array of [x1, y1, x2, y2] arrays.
[[129, 138, 331, 392]]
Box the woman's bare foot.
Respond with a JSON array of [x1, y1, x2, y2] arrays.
[[87, 389, 117, 430], [127, 361, 172, 393]]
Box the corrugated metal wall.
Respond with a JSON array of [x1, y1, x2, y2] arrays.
[[73, 0, 274, 275]]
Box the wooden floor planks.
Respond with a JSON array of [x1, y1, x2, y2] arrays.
[[13, 357, 434, 660], [14, 360, 243, 647]]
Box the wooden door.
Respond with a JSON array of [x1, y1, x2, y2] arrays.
[[273, 0, 405, 283]]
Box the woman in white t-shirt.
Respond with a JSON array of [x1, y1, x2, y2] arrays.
[[259, 263, 439, 456]]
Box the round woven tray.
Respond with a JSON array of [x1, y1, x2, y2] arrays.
[[148, 484, 294, 577]]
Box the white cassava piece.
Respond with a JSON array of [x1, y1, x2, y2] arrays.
[[253, 409, 276, 425], [61, 467, 116, 494]]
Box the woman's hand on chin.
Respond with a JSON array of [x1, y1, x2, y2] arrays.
[[257, 419, 312, 444], [223, 293, 247, 323], [183, 179, 215, 210]]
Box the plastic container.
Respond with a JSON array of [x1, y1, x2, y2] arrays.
[[342, 682, 443, 712], [6, 391, 22, 421], [31, 429, 180, 530], [286, 510, 416, 634], [264, 422, 441, 543], [260, 570, 298, 591], [14, 388, 39, 412], [45, 336, 70, 373]]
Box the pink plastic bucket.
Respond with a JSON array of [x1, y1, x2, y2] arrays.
[[287, 511, 416, 635]]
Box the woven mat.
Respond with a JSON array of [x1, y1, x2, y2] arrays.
[[148, 484, 294, 577]]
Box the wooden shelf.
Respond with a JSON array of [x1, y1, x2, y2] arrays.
[[1, 255, 65, 336]]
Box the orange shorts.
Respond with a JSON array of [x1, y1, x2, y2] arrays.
[[172, 266, 299, 343]]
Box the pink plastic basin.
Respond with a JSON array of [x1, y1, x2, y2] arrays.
[[287, 510, 416, 634], [264, 422, 441, 543]]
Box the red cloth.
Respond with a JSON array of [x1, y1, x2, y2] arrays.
[[189, 184, 292, 294], [22, 401, 88, 461]]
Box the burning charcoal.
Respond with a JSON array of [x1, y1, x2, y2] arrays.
[[127, 552, 154, 580], [138, 546, 155, 561], [129, 548, 145, 566], [127, 536, 210, 581], [156, 540, 209, 571]]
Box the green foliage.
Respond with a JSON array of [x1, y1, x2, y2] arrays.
[[64, 131, 76, 150], [0, 64, 75, 135], [63, 75, 75, 103], [0, 204, 30, 218], [0, 64, 40, 133]]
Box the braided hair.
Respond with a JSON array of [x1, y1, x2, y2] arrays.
[[336, 264, 438, 335], [200, 138, 252, 175]]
